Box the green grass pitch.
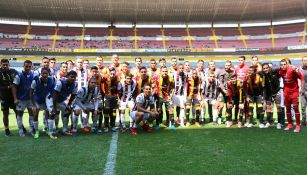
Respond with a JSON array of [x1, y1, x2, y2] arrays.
[[0, 109, 307, 175]]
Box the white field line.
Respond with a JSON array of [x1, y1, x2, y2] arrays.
[[103, 132, 119, 175]]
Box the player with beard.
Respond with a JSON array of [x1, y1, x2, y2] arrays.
[[46, 71, 77, 138], [100, 67, 121, 132], [245, 66, 265, 128], [168, 57, 178, 77], [72, 77, 100, 135], [226, 74, 245, 128], [154, 66, 175, 129], [262, 63, 284, 129], [279, 59, 304, 132], [12, 60, 35, 137], [0, 59, 19, 136], [185, 69, 202, 127], [129, 84, 159, 135], [148, 59, 158, 78], [172, 64, 188, 127]]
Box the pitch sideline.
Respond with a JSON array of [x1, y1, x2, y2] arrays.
[[103, 132, 119, 175]]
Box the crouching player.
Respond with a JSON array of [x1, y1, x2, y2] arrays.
[[30, 68, 56, 139], [72, 77, 100, 135], [130, 84, 159, 135], [46, 71, 77, 139]]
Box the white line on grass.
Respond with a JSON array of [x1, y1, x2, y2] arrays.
[[103, 132, 119, 175]]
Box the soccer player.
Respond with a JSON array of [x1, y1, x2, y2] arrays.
[[226, 74, 245, 128], [148, 58, 158, 78], [101, 67, 121, 132], [131, 57, 143, 77], [172, 63, 187, 127], [47, 70, 78, 138], [49, 57, 57, 76], [73, 58, 89, 90], [262, 63, 283, 129], [66, 60, 74, 71], [83, 59, 90, 70], [107, 54, 120, 72], [130, 84, 159, 135], [72, 77, 100, 135], [300, 56, 307, 127], [30, 68, 56, 139], [0, 59, 18, 136], [154, 66, 175, 129], [279, 59, 304, 132], [157, 57, 167, 74], [245, 66, 265, 128], [184, 61, 192, 76], [134, 67, 154, 95], [117, 73, 136, 132], [251, 56, 262, 72], [34, 57, 50, 76], [169, 57, 178, 76], [12, 60, 35, 137], [185, 69, 202, 127], [235, 56, 249, 122], [56, 62, 68, 80], [117, 62, 130, 80], [201, 71, 223, 125]]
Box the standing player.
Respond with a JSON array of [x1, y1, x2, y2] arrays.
[[279, 59, 304, 132], [245, 66, 265, 128], [56, 62, 68, 80], [117, 73, 136, 132], [148, 59, 158, 78], [12, 60, 35, 137], [154, 66, 175, 129], [129, 84, 159, 135], [172, 64, 188, 127], [226, 74, 245, 127], [101, 67, 121, 132], [262, 63, 283, 129], [131, 57, 143, 77], [66, 60, 74, 71], [48, 57, 57, 76], [300, 56, 307, 127], [0, 59, 18, 136], [107, 54, 121, 72], [47, 71, 78, 138], [30, 68, 56, 139], [72, 77, 100, 135], [185, 69, 202, 127]]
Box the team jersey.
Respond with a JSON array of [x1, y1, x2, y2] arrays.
[[0, 68, 18, 100], [201, 79, 221, 101], [154, 75, 174, 100], [245, 73, 264, 96], [300, 66, 307, 91], [148, 68, 158, 79], [134, 75, 155, 95], [131, 67, 141, 77], [73, 67, 88, 90], [52, 79, 78, 103], [227, 80, 244, 103], [173, 72, 187, 96], [74, 86, 100, 110], [13, 71, 34, 101], [168, 67, 177, 77], [55, 70, 67, 80], [31, 76, 56, 104], [235, 64, 249, 82], [279, 65, 304, 94], [186, 76, 202, 99], [132, 93, 155, 111], [101, 75, 121, 96], [117, 80, 136, 102], [33, 67, 51, 77], [262, 67, 280, 98]]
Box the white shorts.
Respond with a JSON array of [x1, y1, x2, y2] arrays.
[[73, 103, 95, 111], [46, 97, 68, 113], [35, 102, 47, 111], [16, 100, 33, 111], [119, 101, 135, 110], [171, 95, 186, 108]]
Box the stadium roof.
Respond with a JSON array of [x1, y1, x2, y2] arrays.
[[0, 0, 307, 23]]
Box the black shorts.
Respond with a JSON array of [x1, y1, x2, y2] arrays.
[[1, 99, 16, 111], [104, 96, 118, 109]]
